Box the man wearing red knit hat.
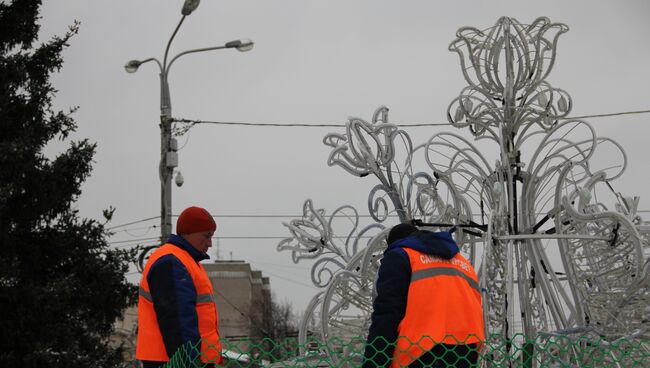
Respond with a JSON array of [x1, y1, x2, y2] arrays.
[[136, 206, 222, 368]]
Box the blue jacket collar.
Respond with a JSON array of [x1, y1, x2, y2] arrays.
[[387, 230, 460, 260], [167, 234, 210, 262]]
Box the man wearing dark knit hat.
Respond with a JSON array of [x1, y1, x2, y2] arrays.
[[136, 206, 222, 368], [364, 223, 484, 367]]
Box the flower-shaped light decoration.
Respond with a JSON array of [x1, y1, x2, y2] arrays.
[[324, 106, 396, 178], [324, 106, 412, 223], [279, 16, 649, 362], [447, 17, 571, 143], [278, 198, 388, 358], [450, 17, 567, 98], [278, 199, 373, 288]]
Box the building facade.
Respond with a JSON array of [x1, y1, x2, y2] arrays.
[[203, 260, 271, 339]]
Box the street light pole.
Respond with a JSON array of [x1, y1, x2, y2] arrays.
[[159, 72, 174, 240], [124, 1, 254, 242]]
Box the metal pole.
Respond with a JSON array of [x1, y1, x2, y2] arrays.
[[155, 15, 185, 242], [159, 72, 175, 240]]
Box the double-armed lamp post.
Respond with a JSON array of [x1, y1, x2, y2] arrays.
[[124, 0, 253, 241]]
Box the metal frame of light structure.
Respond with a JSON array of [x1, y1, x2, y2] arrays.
[[277, 16, 649, 366], [124, 0, 253, 241]]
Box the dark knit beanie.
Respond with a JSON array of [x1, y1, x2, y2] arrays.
[[387, 223, 418, 245], [176, 206, 216, 235]]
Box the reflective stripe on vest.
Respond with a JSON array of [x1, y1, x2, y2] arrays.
[[391, 248, 484, 368], [138, 287, 153, 302], [136, 243, 222, 364], [411, 267, 481, 293], [139, 286, 214, 304]]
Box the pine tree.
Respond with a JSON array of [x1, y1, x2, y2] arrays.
[[0, 1, 137, 366]]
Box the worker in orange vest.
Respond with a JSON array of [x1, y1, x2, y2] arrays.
[[136, 206, 222, 367], [363, 223, 484, 368]]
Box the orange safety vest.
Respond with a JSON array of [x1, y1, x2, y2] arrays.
[[136, 243, 222, 364], [391, 248, 484, 368]]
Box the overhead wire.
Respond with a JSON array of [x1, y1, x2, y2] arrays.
[[109, 237, 160, 245], [107, 208, 649, 239], [107, 216, 159, 230], [213, 235, 376, 240], [122, 225, 155, 238], [106, 214, 398, 232], [109, 235, 378, 247], [211, 287, 272, 337], [258, 269, 318, 289], [172, 108, 650, 128], [247, 260, 311, 271], [108, 207, 649, 246], [113, 242, 159, 249], [112, 225, 157, 233]]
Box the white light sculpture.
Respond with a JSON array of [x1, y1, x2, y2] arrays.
[[278, 16, 649, 365]]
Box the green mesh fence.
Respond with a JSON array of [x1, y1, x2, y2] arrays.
[[163, 333, 649, 367]]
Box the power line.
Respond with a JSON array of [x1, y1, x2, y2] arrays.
[[214, 236, 340, 240], [106, 214, 396, 230], [113, 225, 157, 235], [113, 242, 159, 249], [248, 260, 311, 271], [108, 208, 650, 236], [213, 214, 385, 218], [110, 235, 377, 245], [211, 287, 272, 337], [173, 108, 650, 128], [109, 236, 160, 245], [109, 234, 369, 248], [220, 235, 378, 240], [217, 236, 288, 240], [107, 216, 159, 230], [566, 109, 650, 121], [115, 209, 649, 228], [212, 287, 252, 319], [260, 269, 318, 289]]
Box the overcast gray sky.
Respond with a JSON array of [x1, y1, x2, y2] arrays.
[[40, 0, 650, 312]]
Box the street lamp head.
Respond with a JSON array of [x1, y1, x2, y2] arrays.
[[124, 60, 142, 73], [225, 39, 254, 52], [181, 0, 200, 15]]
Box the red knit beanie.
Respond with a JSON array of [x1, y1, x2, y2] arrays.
[[176, 206, 217, 235]]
